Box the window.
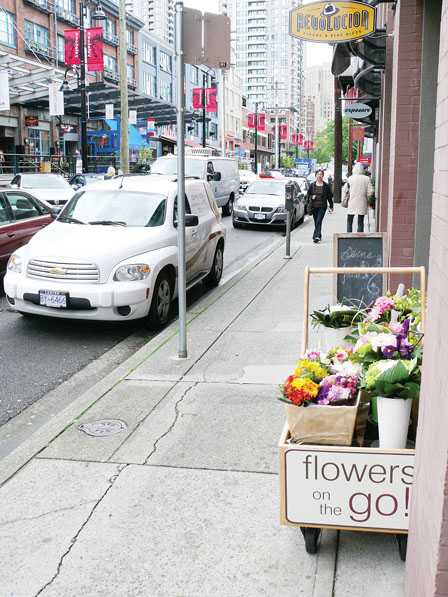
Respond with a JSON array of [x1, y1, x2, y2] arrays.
[[127, 64, 135, 83], [84, 6, 94, 28], [7, 193, 41, 220], [142, 72, 156, 96], [160, 51, 172, 73], [27, 130, 50, 155], [142, 42, 156, 65], [25, 21, 49, 52], [0, 10, 15, 48], [126, 29, 133, 46], [57, 35, 65, 62], [105, 19, 116, 37], [191, 66, 198, 84], [0, 194, 11, 224], [160, 79, 172, 102], [56, 0, 74, 11], [104, 55, 117, 73]]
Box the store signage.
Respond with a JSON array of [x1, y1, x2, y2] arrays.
[[146, 118, 155, 137], [284, 449, 414, 531], [359, 156, 372, 165], [105, 104, 114, 119], [49, 83, 64, 116], [129, 110, 137, 125], [64, 29, 81, 65], [352, 127, 365, 142], [0, 71, 10, 111], [86, 27, 104, 72], [289, 1, 376, 44], [343, 102, 372, 118], [25, 117, 39, 127]]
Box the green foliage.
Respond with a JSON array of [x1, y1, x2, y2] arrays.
[[311, 117, 350, 164], [310, 304, 366, 330], [280, 154, 294, 167]]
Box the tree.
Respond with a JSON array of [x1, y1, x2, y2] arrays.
[[309, 117, 350, 165]]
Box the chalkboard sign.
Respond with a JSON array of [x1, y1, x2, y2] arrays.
[[333, 233, 388, 306]]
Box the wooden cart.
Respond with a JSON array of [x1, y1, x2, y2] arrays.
[[279, 266, 426, 559]]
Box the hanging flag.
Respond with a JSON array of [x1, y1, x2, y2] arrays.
[[257, 114, 265, 131], [292, 133, 297, 144], [86, 27, 104, 71], [64, 29, 81, 65], [304, 141, 309, 149], [280, 125, 287, 140], [298, 133, 304, 146], [309, 140, 314, 151], [48, 82, 64, 116], [248, 114, 256, 128], [105, 104, 114, 119], [147, 118, 155, 137], [0, 71, 10, 111], [192, 88, 203, 109], [206, 88, 217, 113]]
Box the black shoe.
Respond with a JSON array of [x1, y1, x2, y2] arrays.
[[313, 238, 319, 243]]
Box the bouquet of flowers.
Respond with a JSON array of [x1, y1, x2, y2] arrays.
[[368, 288, 423, 327], [310, 303, 365, 330], [316, 374, 359, 406], [363, 358, 421, 399]]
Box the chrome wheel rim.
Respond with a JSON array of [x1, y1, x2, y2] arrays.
[[215, 248, 223, 281], [157, 279, 171, 322]]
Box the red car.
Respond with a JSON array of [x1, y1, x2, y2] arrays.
[[0, 189, 52, 275], [259, 170, 285, 179]]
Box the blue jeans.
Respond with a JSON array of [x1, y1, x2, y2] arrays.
[[347, 214, 365, 233], [313, 208, 326, 239]]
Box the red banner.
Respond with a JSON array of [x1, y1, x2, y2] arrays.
[[248, 113, 255, 128], [86, 27, 103, 71], [206, 88, 217, 113], [193, 88, 203, 109], [309, 140, 314, 151], [280, 125, 287, 140], [64, 29, 81, 65], [258, 114, 265, 131], [292, 133, 297, 144], [298, 133, 304, 146]]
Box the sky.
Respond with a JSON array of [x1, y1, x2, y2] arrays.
[[182, 0, 333, 68]]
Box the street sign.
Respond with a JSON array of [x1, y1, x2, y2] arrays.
[[203, 13, 231, 69], [146, 118, 155, 136], [343, 102, 372, 119], [183, 7, 202, 66], [359, 156, 372, 164], [352, 127, 365, 142]]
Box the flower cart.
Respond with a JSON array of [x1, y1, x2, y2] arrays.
[[279, 266, 426, 560]]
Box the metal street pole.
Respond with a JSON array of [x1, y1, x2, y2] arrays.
[[275, 81, 279, 169], [334, 76, 342, 204], [176, 2, 187, 358], [202, 72, 206, 148], [220, 68, 226, 157], [348, 118, 353, 176], [254, 102, 258, 173], [119, 0, 129, 174], [79, 2, 88, 173]]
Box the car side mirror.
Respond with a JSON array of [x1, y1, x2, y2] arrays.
[[72, 184, 80, 190], [213, 172, 221, 181], [50, 207, 62, 219], [173, 214, 199, 228]]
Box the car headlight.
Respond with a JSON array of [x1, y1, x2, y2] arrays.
[[234, 203, 247, 211], [7, 254, 22, 273], [114, 264, 150, 281], [276, 205, 287, 213]]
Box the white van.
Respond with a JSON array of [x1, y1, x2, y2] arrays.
[[151, 155, 240, 216]]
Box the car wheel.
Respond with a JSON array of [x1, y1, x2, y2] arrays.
[[147, 272, 172, 329], [222, 194, 234, 217], [203, 242, 224, 287]]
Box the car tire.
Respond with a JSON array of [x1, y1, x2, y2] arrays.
[[147, 272, 173, 329], [222, 194, 234, 217], [203, 242, 224, 287]]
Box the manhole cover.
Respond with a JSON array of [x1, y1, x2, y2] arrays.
[[79, 419, 127, 437]]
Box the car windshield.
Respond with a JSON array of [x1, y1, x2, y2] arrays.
[[151, 158, 205, 178], [22, 175, 70, 189], [61, 190, 167, 227], [245, 181, 285, 195]]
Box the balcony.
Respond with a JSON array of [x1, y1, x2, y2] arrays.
[[103, 31, 119, 47], [127, 43, 138, 55], [55, 6, 79, 26], [103, 69, 120, 82], [25, 40, 56, 60], [127, 78, 137, 88], [23, 0, 54, 15]]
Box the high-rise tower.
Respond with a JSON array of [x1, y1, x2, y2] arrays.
[[125, 0, 175, 45]]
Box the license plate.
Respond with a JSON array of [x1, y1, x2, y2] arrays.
[[254, 213, 266, 220], [39, 290, 69, 308]]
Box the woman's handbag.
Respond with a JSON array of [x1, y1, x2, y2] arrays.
[[307, 200, 315, 216], [341, 183, 350, 208]]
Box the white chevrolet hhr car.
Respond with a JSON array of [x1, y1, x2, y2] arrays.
[[4, 175, 226, 328]]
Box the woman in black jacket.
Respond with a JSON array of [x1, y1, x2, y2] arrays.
[[306, 169, 334, 243]]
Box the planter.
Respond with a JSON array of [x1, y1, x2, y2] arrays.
[[285, 392, 360, 446], [377, 396, 413, 449], [320, 326, 352, 352]]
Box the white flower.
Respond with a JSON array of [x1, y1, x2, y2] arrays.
[[329, 305, 353, 313], [370, 333, 397, 351], [331, 361, 362, 376]]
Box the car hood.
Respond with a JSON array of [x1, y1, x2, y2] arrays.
[[23, 222, 173, 277], [25, 188, 74, 203], [239, 194, 283, 207]]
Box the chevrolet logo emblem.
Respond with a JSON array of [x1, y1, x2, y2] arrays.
[[50, 267, 66, 275]]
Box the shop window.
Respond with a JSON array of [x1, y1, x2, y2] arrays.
[[142, 42, 156, 65], [0, 10, 15, 48], [24, 21, 49, 52], [28, 129, 50, 155], [142, 72, 156, 97]]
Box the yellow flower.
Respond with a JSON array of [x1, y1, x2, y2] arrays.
[[291, 378, 319, 398], [294, 359, 327, 381]]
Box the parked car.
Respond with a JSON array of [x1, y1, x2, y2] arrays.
[[0, 189, 52, 275], [259, 169, 285, 179], [232, 179, 306, 229], [69, 173, 106, 190], [239, 169, 258, 193], [4, 176, 226, 328], [151, 155, 239, 216], [7, 173, 75, 208]]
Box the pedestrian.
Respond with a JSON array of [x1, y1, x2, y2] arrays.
[[306, 168, 334, 243], [104, 166, 116, 179], [342, 162, 374, 233]]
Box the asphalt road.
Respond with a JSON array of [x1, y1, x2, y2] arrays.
[[0, 217, 289, 427]]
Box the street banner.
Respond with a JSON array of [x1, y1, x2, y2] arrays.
[[292, 133, 297, 144], [0, 71, 10, 111], [147, 118, 155, 136], [192, 88, 203, 109], [129, 110, 137, 125], [206, 87, 217, 113], [304, 141, 308, 149], [309, 140, 314, 151], [353, 127, 365, 142], [258, 114, 265, 131], [281, 125, 287, 140], [49, 82, 64, 116], [64, 29, 81, 65], [248, 114, 256, 128], [298, 133, 304, 145], [105, 104, 114, 119], [86, 27, 104, 72]]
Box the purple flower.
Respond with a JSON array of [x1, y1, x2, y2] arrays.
[[382, 345, 396, 359]]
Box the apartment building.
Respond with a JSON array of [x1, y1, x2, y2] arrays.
[[125, 0, 175, 46], [304, 62, 334, 139]]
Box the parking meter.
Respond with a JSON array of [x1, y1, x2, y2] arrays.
[[285, 182, 295, 211]]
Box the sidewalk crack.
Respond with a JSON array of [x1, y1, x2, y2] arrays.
[[33, 463, 127, 596], [143, 383, 198, 465], [0, 501, 97, 528]]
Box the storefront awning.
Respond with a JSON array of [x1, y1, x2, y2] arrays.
[[104, 119, 149, 149]]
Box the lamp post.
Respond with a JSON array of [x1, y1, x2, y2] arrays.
[[202, 71, 207, 148], [253, 102, 258, 174]]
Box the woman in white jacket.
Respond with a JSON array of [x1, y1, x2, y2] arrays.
[[342, 162, 374, 232]]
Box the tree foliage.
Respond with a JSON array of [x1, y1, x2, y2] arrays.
[[310, 117, 350, 165]]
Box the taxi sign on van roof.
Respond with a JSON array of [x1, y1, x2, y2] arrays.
[[290, 1, 376, 44]]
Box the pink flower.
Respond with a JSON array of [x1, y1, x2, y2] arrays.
[[306, 351, 320, 361]]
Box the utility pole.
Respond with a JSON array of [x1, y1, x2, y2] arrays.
[[348, 118, 353, 176], [220, 69, 226, 157], [119, 0, 129, 173], [275, 81, 279, 169], [253, 102, 258, 173], [79, 2, 88, 173], [334, 76, 342, 203], [202, 72, 207, 148]]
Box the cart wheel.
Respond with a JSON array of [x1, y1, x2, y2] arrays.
[[300, 527, 322, 554], [396, 534, 408, 561]]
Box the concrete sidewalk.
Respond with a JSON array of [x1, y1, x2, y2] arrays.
[[0, 206, 405, 597]]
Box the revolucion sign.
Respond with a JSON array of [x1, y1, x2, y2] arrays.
[[289, 1, 376, 44]]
